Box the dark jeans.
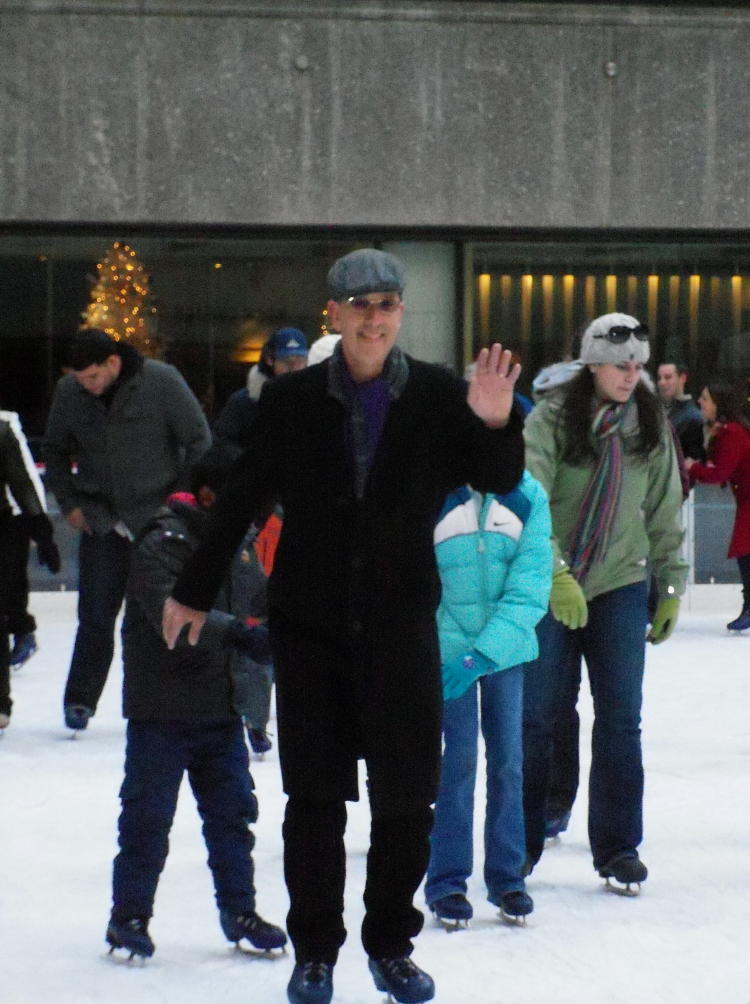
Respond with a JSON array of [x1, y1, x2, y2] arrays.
[[546, 660, 581, 820], [737, 553, 750, 606], [523, 581, 648, 870], [63, 530, 132, 712], [283, 797, 432, 965], [112, 719, 258, 920]]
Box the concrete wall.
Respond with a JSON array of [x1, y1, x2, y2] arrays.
[[2, 1, 750, 230]]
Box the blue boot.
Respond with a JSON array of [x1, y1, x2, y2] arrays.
[[499, 890, 534, 923], [287, 961, 334, 1004], [368, 956, 435, 1004], [429, 893, 473, 928]]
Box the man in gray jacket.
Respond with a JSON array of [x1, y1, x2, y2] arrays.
[[43, 329, 211, 732]]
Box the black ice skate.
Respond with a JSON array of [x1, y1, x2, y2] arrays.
[[499, 889, 534, 925], [368, 956, 435, 1004], [219, 909, 287, 952], [64, 703, 93, 735], [9, 633, 38, 669], [598, 851, 648, 896], [106, 916, 155, 960], [287, 961, 334, 1004], [247, 727, 273, 757], [429, 892, 473, 930]]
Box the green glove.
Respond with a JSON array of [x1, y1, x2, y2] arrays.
[[550, 569, 588, 629], [647, 596, 680, 644]]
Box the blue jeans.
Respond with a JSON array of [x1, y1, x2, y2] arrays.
[[523, 581, 647, 870], [425, 664, 526, 906], [112, 719, 258, 920], [63, 530, 132, 712]]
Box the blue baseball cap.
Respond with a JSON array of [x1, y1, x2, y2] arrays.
[[269, 327, 308, 359]]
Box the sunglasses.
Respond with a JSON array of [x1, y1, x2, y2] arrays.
[[344, 295, 402, 313], [594, 323, 650, 344]]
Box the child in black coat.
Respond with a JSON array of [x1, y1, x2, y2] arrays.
[[107, 443, 286, 959]]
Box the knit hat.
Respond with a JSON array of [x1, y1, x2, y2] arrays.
[[580, 312, 650, 366], [268, 327, 308, 359], [327, 248, 406, 300], [307, 333, 342, 365]]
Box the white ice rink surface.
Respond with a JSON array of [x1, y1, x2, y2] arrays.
[[2, 586, 750, 1004]]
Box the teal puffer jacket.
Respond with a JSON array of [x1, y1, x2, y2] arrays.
[[435, 471, 553, 671]]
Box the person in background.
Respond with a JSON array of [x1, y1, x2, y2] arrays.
[[162, 248, 525, 1004], [424, 471, 551, 929], [43, 329, 211, 733], [685, 381, 750, 631], [0, 414, 60, 729], [213, 327, 308, 450], [214, 326, 309, 756], [107, 443, 286, 960], [523, 313, 687, 893], [0, 408, 47, 669], [657, 361, 705, 461]]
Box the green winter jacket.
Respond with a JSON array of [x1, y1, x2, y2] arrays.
[[524, 392, 688, 602]]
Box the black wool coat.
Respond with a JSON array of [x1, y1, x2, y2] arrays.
[[173, 355, 525, 804]]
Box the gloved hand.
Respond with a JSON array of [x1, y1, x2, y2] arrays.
[[36, 538, 61, 574], [27, 512, 61, 572], [442, 649, 496, 702], [550, 568, 588, 629], [227, 621, 272, 664], [646, 596, 680, 644]]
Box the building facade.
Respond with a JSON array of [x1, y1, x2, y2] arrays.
[[2, 0, 749, 581]]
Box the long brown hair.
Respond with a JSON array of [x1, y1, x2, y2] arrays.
[[559, 367, 664, 464]]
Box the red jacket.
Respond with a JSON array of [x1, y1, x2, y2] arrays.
[[689, 421, 750, 558]]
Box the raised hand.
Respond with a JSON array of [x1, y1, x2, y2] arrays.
[[162, 595, 207, 649], [467, 343, 521, 428]]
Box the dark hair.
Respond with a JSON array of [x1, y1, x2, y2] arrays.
[[704, 380, 750, 430], [659, 361, 689, 378], [189, 442, 242, 496], [560, 367, 663, 463], [68, 329, 119, 370]]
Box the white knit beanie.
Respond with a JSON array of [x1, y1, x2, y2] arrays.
[[580, 312, 650, 366]]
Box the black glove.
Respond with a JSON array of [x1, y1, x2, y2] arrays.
[[227, 621, 272, 664], [26, 515, 61, 573], [36, 537, 61, 574]]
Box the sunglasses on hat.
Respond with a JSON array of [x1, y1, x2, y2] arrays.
[[594, 323, 650, 344]]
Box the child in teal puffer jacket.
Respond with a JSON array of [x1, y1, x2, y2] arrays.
[[425, 471, 552, 926]]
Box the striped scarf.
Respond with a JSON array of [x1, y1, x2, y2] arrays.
[[567, 400, 628, 582]]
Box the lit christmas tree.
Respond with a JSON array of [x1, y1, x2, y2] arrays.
[[81, 241, 159, 356]]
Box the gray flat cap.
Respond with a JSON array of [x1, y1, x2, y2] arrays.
[[327, 248, 406, 300]]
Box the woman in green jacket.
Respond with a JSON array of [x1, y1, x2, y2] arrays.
[[522, 313, 687, 893]]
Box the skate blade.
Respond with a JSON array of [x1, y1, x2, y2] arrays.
[[604, 877, 641, 897], [106, 946, 149, 965], [499, 910, 528, 927], [232, 941, 287, 957], [544, 834, 562, 847], [435, 916, 470, 932]]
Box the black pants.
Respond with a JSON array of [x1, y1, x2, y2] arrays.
[[5, 516, 35, 637], [0, 517, 13, 715], [283, 798, 433, 964], [271, 612, 442, 964]]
